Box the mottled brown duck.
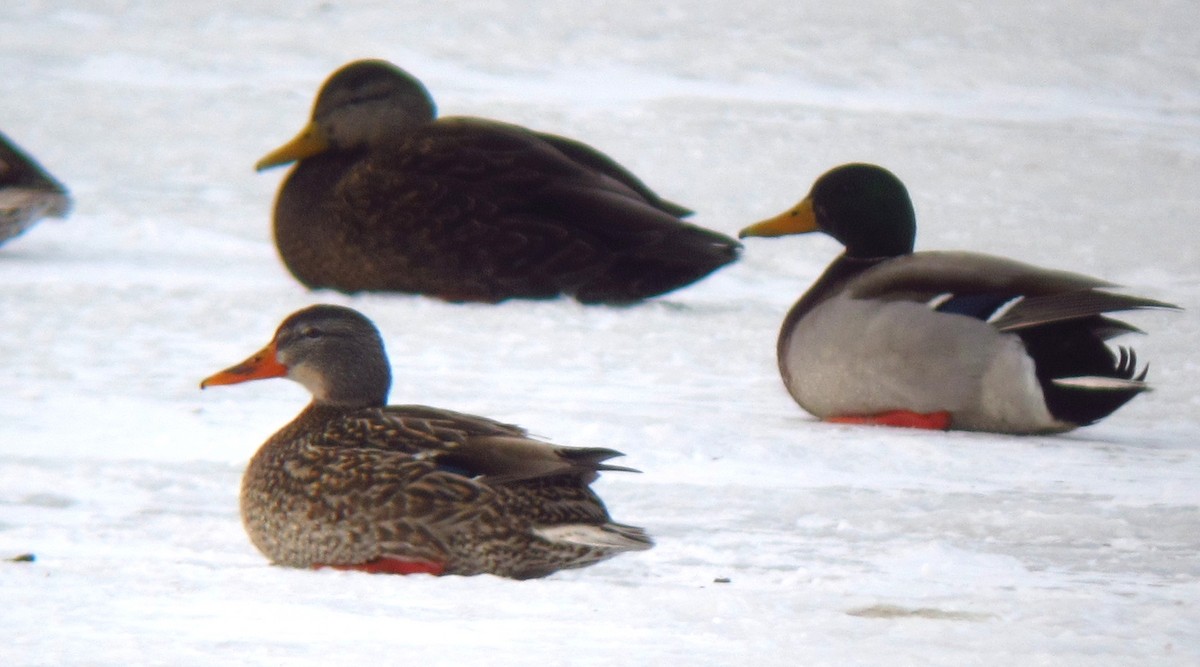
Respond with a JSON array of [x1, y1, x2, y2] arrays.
[[200, 304, 652, 578], [739, 163, 1179, 434], [256, 59, 740, 303], [0, 132, 70, 246]]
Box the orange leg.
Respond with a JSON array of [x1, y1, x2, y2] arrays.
[[826, 410, 952, 431], [319, 558, 446, 576]]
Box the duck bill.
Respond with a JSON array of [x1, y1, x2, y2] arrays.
[[255, 122, 330, 171], [738, 195, 819, 238], [200, 341, 288, 388]]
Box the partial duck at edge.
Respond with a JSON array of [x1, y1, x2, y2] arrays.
[[0, 132, 70, 246]]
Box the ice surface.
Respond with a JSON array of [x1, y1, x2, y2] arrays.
[[1, 1, 1198, 665]]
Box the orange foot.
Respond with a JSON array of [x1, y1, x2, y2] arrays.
[[826, 410, 952, 430], [319, 558, 446, 576]]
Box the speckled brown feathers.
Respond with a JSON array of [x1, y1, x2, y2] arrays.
[[260, 60, 739, 303], [241, 404, 648, 579], [203, 305, 651, 578]]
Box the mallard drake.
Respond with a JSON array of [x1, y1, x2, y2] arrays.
[[255, 59, 740, 304], [200, 304, 652, 578], [739, 163, 1179, 434], [0, 132, 70, 246]]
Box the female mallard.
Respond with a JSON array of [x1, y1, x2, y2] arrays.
[[200, 304, 652, 578], [0, 131, 70, 246], [256, 59, 740, 304], [739, 163, 1178, 434]]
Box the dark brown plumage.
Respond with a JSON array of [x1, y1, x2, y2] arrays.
[[256, 59, 740, 303], [0, 132, 70, 246], [200, 304, 652, 578]]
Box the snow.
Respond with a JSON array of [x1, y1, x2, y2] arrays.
[[2, 1, 1199, 664]]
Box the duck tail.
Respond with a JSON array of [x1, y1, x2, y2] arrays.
[[533, 522, 654, 552], [1025, 324, 1153, 426], [557, 446, 641, 474]]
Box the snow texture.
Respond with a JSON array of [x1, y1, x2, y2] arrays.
[[2, 1, 1198, 665]]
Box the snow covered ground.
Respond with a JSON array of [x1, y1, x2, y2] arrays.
[[2, 1, 1198, 664]]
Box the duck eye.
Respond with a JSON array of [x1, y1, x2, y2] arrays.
[[301, 327, 322, 339]]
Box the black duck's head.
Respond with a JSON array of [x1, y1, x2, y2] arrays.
[[739, 163, 916, 259], [256, 59, 437, 171], [201, 304, 392, 409]]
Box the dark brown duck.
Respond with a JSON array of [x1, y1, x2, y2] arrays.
[[256, 59, 740, 304]]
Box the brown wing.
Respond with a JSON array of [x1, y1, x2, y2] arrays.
[[532, 129, 693, 217], [319, 118, 737, 301], [298, 406, 635, 570], [323, 404, 631, 484]]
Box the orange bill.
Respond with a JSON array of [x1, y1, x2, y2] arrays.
[[200, 341, 287, 389], [737, 195, 819, 238]]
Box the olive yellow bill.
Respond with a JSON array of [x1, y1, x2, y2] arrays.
[[738, 195, 819, 238], [255, 122, 330, 171]]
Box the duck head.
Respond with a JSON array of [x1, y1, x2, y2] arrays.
[[739, 163, 916, 259], [201, 304, 392, 408], [256, 59, 437, 171]]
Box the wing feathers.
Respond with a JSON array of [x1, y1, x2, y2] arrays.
[[437, 436, 633, 485], [991, 291, 1177, 332], [846, 251, 1179, 333]]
